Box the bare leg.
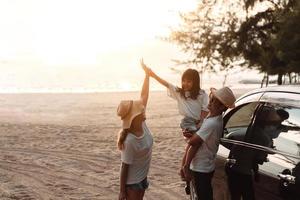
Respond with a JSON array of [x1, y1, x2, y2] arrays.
[[179, 144, 191, 181], [181, 144, 192, 195], [126, 188, 145, 200]]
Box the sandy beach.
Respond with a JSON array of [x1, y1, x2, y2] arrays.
[[0, 88, 253, 200]]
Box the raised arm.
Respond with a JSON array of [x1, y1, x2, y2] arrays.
[[140, 59, 150, 107], [140, 59, 169, 88]]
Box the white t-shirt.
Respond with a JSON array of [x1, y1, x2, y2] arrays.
[[167, 83, 209, 120], [190, 115, 223, 173], [121, 122, 153, 184]]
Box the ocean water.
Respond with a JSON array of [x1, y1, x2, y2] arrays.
[[0, 82, 263, 93], [0, 69, 268, 93]]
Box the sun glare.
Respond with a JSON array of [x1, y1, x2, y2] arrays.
[[0, 0, 199, 92], [0, 0, 198, 65], [119, 81, 132, 91]]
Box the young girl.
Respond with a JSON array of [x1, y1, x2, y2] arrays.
[[141, 62, 209, 182], [117, 60, 153, 200]]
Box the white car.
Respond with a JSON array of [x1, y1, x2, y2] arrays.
[[190, 85, 300, 200]]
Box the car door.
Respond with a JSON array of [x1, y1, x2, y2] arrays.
[[218, 102, 263, 199], [250, 103, 300, 200], [213, 101, 260, 200], [220, 90, 300, 200]]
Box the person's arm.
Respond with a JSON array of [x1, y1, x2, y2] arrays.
[[183, 134, 203, 181], [140, 62, 150, 107], [140, 59, 169, 88], [198, 110, 209, 126], [119, 162, 129, 200], [150, 69, 169, 88]]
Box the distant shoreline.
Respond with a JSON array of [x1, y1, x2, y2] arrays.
[[0, 87, 258, 99], [0, 85, 262, 95]]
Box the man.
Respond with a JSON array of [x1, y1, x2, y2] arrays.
[[224, 106, 280, 200], [183, 87, 236, 200], [224, 107, 299, 200]]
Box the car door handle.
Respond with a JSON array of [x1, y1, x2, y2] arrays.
[[226, 158, 236, 164], [278, 173, 296, 185], [226, 158, 236, 167]]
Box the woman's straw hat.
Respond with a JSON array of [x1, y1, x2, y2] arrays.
[[117, 100, 144, 129], [210, 87, 236, 108]]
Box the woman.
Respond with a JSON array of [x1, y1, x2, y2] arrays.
[[117, 60, 153, 200]]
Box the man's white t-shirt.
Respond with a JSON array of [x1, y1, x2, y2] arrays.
[[167, 83, 209, 120], [121, 122, 153, 184], [190, 115, 223, 173]]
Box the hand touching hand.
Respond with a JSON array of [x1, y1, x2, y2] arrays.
[[140, 59, 153, 76]]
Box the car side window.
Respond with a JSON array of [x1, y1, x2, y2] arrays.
[[248, 104, 300, 150], [224, 102, 259, 141], [245, 104, 300, 163], [263, 104, 300, 158]]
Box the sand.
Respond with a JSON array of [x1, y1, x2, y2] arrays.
[[0, 88, 253, 200]]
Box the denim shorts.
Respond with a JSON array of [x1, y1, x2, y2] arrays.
[[180, 117, 199, 133], [126, 177, 149, 190]]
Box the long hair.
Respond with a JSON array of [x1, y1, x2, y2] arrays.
[[177, 68, 200, 100], [117, 129, 129, 150]]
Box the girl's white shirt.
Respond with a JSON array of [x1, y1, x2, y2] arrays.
[[167, 83, 209, 120], [121, 122, 153, 184]]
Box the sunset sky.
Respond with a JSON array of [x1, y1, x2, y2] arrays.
[[0, 0, 261, 92]]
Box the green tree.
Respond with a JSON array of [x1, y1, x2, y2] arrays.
[[169, 0, 299, 85], [169, 0, 243, 75], [273, 2, 300, 83]]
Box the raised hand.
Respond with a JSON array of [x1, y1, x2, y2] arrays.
[[140, 59, 169, 88], [140, 59, 153, 76]]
